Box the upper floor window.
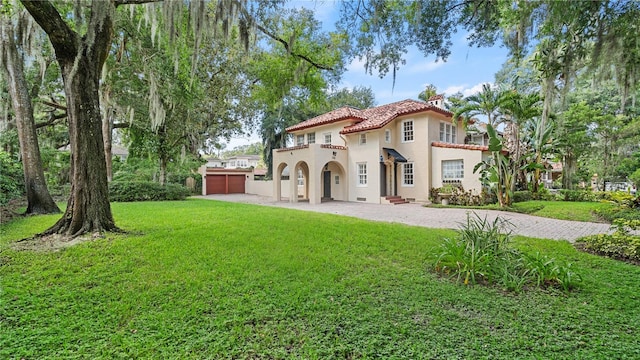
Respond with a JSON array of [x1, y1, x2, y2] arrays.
[[439, 122, 457, 143], [308, 132, 316, 144], [359, 133, 367, 145], [324, 133, 332, 144], [402, 120, 414, 142], [385, 129, 391, 143], [357, 162, 367, 186], [402, 162, 414, 186], [442, 159, 464, 180], [296, 135, 304, 146]]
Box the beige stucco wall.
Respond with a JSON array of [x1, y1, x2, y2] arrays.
[[246, 179, 291, 198], [344, 130, 382, 203], [431, 147, 485, 193]]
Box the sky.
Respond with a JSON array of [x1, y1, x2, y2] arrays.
[[225, 1, 510, 149]]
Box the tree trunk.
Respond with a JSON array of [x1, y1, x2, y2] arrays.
[[21, 0, 118, 236], [103, 109, 113, 182], [0, 18, 60, 215]]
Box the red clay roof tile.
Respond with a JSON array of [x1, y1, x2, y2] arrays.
[[285, 99, 455, 134], [431, 141, 489, 151]]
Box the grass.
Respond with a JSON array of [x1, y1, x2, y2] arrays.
[[1, 199, 640, 359], [432, 200, 614, 222], [510, 201, 613, 222]]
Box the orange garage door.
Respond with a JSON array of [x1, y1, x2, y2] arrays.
[[206, 174, 245, 194]]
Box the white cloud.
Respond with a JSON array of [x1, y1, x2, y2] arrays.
[[443, 82, 492, 97], [346, 57, 367, 73]]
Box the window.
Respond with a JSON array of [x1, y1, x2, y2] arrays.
[[297, 169, 304, 185], [324, 133, 332, 144], [296, 135, 304, 146], [357, 162, 367, 186], [439, 122, 457, 143], [308, 132, 315, 144], [402, 162, 414, 186], [335, 175, 340, 185], [442, 160, 464, 180], [385, 129, 391, 143], [402, 120, 414, 142], [359, 133, 367, 145]]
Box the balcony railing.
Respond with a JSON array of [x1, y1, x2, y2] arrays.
[[276, 144, 347, 152]]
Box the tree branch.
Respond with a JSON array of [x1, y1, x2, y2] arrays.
[[20, 0, 77, 57], [113, 122, 130, 129], [35, 113, 67, 129], [41, 100, 67, 111], [254, 23, 334, 71], [115, 0, 162, 6]]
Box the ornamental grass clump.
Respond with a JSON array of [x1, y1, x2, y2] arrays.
[[434, 213, 581, 292]]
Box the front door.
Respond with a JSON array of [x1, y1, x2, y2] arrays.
[[323, 171, 331, 198]]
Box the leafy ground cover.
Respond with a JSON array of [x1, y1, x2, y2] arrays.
[[1, 200, 639, 359]]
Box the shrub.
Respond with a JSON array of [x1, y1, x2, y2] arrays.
[[513, 190, 533, 203], [434, 213, 581, 292], [558, 189, 597, 202], [0, 151, 24, 205], [109, 181, 191, 202], [430, 186, 494, 206], [577, 219, 640, 262]]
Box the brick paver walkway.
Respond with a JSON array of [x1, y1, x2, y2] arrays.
[[196, 194, 612, 243]]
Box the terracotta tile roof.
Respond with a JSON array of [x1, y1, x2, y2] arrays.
[[431, 141, 489, 151], [428, 94, 444, 101], [286, 106, 366, 132], [341, 99, 453, 134], [285, 99, 455, 135]]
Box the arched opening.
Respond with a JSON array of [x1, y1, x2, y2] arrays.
[[275, 162, 289, 202], [294, 161, 310, 201], [320, 161, 347, 201]]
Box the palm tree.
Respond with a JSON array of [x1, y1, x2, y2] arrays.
[[451, 83, 510, 128], [418, 84, 438, 102], [522, 116, 556, 193], [501, 92, 542, 192]]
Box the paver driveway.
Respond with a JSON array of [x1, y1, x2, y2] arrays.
[[196, 194, 612, 242]]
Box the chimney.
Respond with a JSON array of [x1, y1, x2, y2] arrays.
[[427, 94, 445, 109]]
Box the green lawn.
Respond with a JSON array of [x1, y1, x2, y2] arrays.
[[1, 199, 639, 359], [510, 200, 613, 222]]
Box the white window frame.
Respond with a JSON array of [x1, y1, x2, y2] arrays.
[[297, 169, 304, 186], [357, 162, 367, 186], [402, 162, 414, 186], [439, 122, 457, 143], [324, 133, 332, 144], [359, 133, 367, 145], [442, 159, 464, 180], [307, 132, 315, 144], [385, 129, 391, 143], [296, 134, 304, 146], [402, 120, 414, 142]]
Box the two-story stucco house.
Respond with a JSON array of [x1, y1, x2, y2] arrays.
[[272, 98, 490, 204]]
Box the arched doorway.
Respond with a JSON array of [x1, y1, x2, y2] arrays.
[[320, 161, 347, 201]]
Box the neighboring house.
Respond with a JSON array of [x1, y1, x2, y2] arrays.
[[205, 158, 227, 168], [272, 98, 491, 204], [111, 145, 129, 161], [225, 155, 261, 169]]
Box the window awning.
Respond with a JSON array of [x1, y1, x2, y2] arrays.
[[383, 148, 407, 163]]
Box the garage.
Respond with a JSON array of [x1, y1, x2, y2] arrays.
[[203, 169, 249, 195]]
